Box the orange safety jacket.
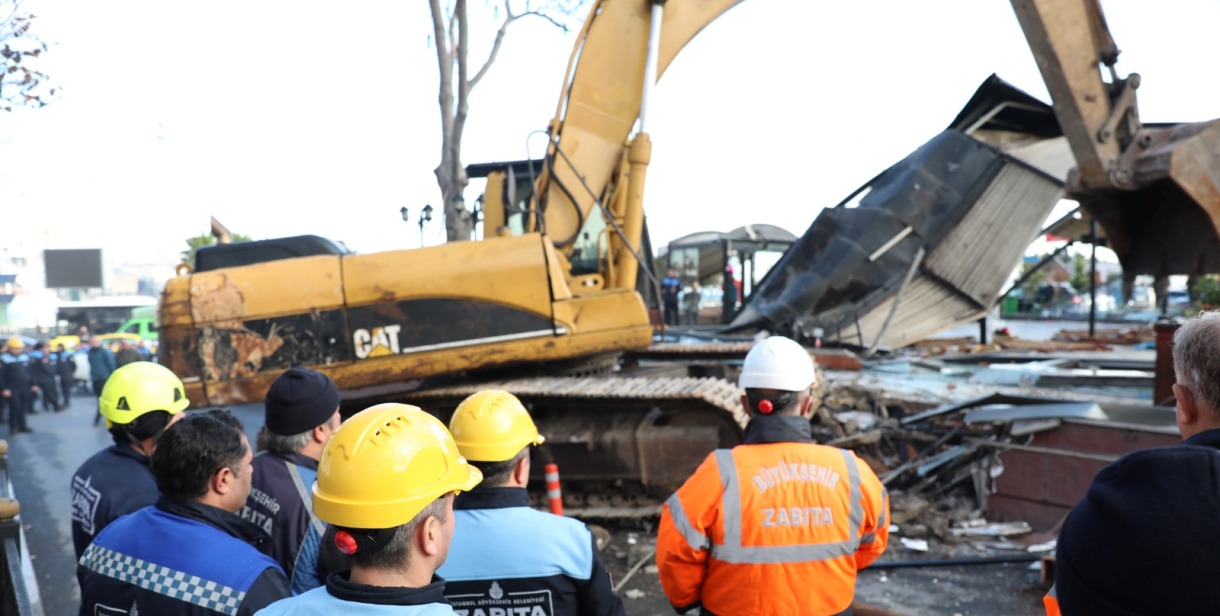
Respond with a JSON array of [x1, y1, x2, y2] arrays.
[[1044, 584, 1061, 616], [657, 415, 889, 616]]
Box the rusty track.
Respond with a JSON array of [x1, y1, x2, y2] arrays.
[[399, 374, 747, 426], [625, 341, 755, 362], [349, 374, 750, 520]]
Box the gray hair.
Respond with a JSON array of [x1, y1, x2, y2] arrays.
[[1172, 311, 1220, 414], [256, 425, 312, 455]]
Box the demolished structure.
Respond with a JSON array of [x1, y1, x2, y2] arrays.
[[730, 76, 1071, 351]]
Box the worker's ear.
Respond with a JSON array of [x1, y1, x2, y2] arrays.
[[799, 392, 815, 418], [1174, 382, 1200, 428], [313, 409, 341, 444], [212, 466, 236, 496], [740, 394, 750, 414], [513, 453, 531, 486], [418, 494, 454, 558]]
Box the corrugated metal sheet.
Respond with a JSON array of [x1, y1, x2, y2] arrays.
[[1003, 137, 1075, 183], [845, 279, 983, 349], [925, 162, 1064, 303], [838, 156, 1062, 350]]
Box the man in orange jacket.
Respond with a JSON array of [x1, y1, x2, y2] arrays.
[[656, 336, 889, 616]]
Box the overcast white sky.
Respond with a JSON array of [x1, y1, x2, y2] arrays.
[[2, 0, 1218, 271]]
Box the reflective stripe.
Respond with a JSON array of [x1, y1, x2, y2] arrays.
[[841, 449, 862, 552], [862, 487, 889, 545], [665, 493, 709, 552], [714, 450, 740, 545], [81, 543, 246, 615], [713, 539, 859, 565], [285, 461, 325, 538], [878, 487, 889, 529], [709, 446, 865, 565]]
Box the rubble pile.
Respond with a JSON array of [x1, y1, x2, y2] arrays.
[[816, 383, 1052, 559]]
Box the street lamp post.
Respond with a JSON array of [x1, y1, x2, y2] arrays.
[[419, 204, 434, 247]]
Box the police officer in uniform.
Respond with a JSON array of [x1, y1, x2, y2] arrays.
[[28, 341, 61, 412], [656, 336, 890, 616], [437, 390, 625, 616], [241, 367, 342, 593], [55, 343, 75, 407], [0, 337, 37, 434], [70, 362, 189, 566], [256, 403, 482, 615], [79, 409, 291, 615]]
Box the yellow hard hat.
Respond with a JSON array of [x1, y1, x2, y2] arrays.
[[449, 390, 545, 462], [5, 337, 23, 350], [99, 362, 190, 426], [313, 403, 482, 530]]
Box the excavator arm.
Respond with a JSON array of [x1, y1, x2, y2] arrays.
[[526, 0, 745, 291], [1011, 0, 1220, 278]]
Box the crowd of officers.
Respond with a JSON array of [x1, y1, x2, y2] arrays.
[[2, 334, 124, 434], [54, 312, 1220, 616], [65, 334, 899, 615], [1, 336, 78, 434]]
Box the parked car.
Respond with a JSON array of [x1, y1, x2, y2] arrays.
[[1166, 289, 1191, 315]]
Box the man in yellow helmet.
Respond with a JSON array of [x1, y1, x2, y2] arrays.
[[70, 361, 189, 569], [257, 403, 482, 615], [437, 390, 626, 616], [1, 336, 38, 435]]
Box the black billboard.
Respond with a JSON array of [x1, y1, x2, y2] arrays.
[[44, 249, 104, 288]]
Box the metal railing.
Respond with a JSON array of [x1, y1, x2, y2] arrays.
[[0, 441, 36, 616]]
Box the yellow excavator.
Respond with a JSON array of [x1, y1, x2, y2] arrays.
[[162, 1, 754, 513], [159, 0, 1220, 513]]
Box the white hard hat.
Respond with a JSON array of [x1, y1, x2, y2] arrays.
[[738, 336, 816, 391]]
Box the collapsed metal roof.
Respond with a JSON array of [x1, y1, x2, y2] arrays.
[[727, 77, 1068, 350]]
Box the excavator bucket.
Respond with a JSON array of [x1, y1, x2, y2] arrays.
[[1075, 120, 1220, 277]]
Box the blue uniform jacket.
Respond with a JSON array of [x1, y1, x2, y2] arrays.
[[26, 349, 57, 382], [437, 488, 625, 616], [256, 572, 455, 615], [241, 451, 325, 593], [0, 351, 33, 389], [79, 497, 290, 616], [71, 445, 159, 564]]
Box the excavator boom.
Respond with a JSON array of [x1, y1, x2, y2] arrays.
[[1011, 0, 1220, 278]]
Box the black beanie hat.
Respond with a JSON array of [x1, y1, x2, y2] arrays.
[[264, 367, 340, 436], [1055, 445, 1220, 615]]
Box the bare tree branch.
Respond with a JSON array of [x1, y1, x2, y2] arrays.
[[430, 0, 588, 241], [468, 11, 517, 89]]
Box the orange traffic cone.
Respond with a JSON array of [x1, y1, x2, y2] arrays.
[[545, 463, 563, 515]]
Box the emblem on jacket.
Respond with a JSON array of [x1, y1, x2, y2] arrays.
[[489, 581, 503, 600], [71, 476, 102, 535]]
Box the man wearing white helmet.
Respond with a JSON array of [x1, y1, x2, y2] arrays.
[[656, 335, 890, 616]]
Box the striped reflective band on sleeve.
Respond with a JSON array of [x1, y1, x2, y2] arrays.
[[80, 544, 245, 616], [709, 448, 864, 565], [714, 450, 740, 547], [861, 487, 889, 546], [665, 493, 710, 552]]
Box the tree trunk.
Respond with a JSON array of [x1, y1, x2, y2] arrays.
[[428, 1, 569, 242], [431, 0, 475, 242]]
